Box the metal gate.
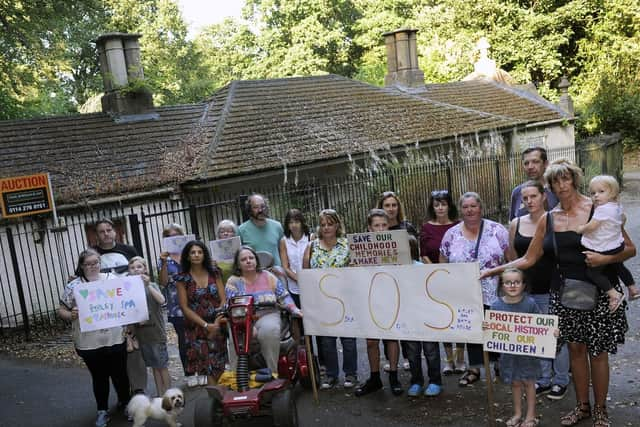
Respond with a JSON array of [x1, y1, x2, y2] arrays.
[[133, 198, 244, 281]]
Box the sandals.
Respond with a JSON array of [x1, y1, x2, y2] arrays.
[[560, 402, 591, 426], [505, 416, 522, 427], [458, 369, 480, 387], [520, 419, 539, 427], [609, 293, 625, 313], [592, 405, 610, 427]]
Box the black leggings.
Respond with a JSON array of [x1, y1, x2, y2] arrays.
[[76, 342, 130, 411]]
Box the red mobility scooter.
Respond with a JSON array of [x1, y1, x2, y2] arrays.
[[194, 253, 317, 427]]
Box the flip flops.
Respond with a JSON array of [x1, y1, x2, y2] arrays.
[[458, 369, 480, 387]]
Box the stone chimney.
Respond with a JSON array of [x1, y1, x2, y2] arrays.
[[95, 33, 153, 115], [557, 75, 574, 116], [382, 29, 425, 88]]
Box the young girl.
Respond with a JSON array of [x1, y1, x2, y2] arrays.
[[128, 256, 171, 396], [576, 175, 633, 311], [487, 268, 542, 427]]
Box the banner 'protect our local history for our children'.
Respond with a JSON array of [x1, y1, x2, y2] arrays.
[[483, 310, 558, 359], [73, 276, 149, 332], [347, 230, 411, 266], [298, 263, 484, 343]]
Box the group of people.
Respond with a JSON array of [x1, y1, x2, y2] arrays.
[[59, 147, 636, 427]]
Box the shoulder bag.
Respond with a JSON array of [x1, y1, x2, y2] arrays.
[[549, 212, 598, 311]]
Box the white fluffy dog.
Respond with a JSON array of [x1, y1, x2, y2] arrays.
[[127, 388, 184, 427]]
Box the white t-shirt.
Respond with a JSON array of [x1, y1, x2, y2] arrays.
[[581, 202, 624, 252], [283, 235, 309, 294]]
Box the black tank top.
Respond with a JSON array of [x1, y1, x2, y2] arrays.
[[542, 206, 604, 291], [513, 216, 554, 294]]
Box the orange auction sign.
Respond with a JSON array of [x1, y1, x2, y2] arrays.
[[0, 173, 54, 218]]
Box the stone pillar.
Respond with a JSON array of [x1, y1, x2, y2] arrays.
[[383, 28, 425, 88], [557, 75, 574, 116], [123, 35, 144, 81]]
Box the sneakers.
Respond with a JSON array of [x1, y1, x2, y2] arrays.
[[320, 376, 337, 390], [547, 384, 568, 400], [95, 410, 110, 427], [402, 360, 411, 371], [355, 377, 383, 397], [424, 383, 442, 397], [343, 375, 357, 388], [535, 383, 552, 396], [198, 375, 208, 386], [186, 375, 199, 388], [407, 383, 422, 397], [442, 361, 454, 375]]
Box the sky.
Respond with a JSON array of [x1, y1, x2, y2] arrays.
[[176, 0, 245, 36]]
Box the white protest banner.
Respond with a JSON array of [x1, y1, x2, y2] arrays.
[[483, 310, 558, 358], [347, 230, 411, 266], [209, 236, 241, 264], [74, 276, 149, 332], [298, 263, 483, 343], [162, 234, 196, 254]]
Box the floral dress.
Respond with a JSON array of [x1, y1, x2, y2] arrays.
[[175, 271, 227, 377], [440, 219, 509, 306], [309, 237, 350, 268]]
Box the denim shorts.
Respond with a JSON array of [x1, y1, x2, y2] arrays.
[[139, 342, 169, 368]]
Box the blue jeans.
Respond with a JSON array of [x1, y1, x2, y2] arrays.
[[318, 336, 357, 378], [404, 340, 442, 386], [531, 293, 570, 387]]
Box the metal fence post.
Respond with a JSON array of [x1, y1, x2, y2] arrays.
[[128, 213, 143, 257], [5, 227, 31, 341], [189, 205, 200, 240]]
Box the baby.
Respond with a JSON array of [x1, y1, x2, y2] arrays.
[[576, 175, 631, 312]]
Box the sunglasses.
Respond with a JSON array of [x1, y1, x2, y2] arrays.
[[320, 208, 337, 215], [431, 190, 449, 198], [382, 191, 396, 197]]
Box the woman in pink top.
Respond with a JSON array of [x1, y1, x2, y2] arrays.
[[420, 190, 463, 375], [226, 246, 301, 374]]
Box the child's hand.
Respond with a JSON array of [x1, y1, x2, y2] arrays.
[[141, 274, 150, 285], [553, 328, 560, 338], [160, 252, 169, 262], [482, 321, 489, 330], [576, 225, 585, 234]]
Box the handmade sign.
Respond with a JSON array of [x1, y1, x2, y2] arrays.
[[483, 310, 558, 358], [162, 234, 196, 254], [347, 230, 411, 266], [209, 236, 241, 265], [74, 276, 149, 332], [298, 263, 484, 343]]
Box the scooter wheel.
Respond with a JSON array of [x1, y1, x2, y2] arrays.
[[194, 396, 223, 427], [272, 388, 298, 427]]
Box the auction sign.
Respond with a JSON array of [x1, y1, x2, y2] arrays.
[[0, 173, 54, 218]]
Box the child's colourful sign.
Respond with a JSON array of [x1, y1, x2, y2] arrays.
[[483, 310, 558, 358], [73, 276, 149, 332]]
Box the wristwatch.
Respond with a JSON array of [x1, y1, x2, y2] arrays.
[[202, 321, 208, 329]]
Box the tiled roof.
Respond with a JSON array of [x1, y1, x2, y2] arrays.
[[420, 80, 568, 123], [1, 74, 565, 203], [200, 74, 520, 179], [0, 103, 219, 203]]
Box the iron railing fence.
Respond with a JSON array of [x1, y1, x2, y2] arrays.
[[0, 138, 624, 336]]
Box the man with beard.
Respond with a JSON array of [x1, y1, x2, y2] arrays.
[[238, 194, 285, 267], [92, 218, 148, 399]]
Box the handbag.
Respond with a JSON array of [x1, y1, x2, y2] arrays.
[[549, 212, 598, 311]]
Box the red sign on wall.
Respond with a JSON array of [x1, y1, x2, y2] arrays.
[[0, 173, 54, 218]]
